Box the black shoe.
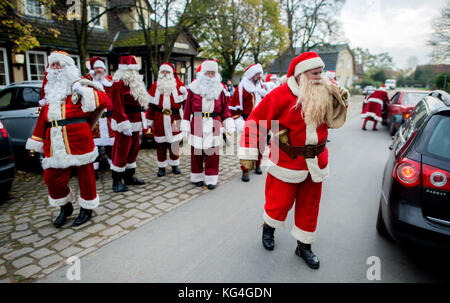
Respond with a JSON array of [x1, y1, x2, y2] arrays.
[[295, 241, 320, 269], [72, 208, 93, 227], [124, 168, 145, 185], [255, 166, 262, 175], [53, 202, 73, 228], [207, 184, 216, 190], [194, 181, 204, 187], [242, 171, 250, 182], [157, 167, 166, 177], [172, 166, 181, 174], [262, 223, 275, 250], [112, 171, 129, 193]]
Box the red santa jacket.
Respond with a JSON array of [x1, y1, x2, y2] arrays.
[[180, 80, 235, 150], [361, 89, 389, 122], [82, 73, 114, 110], [145, 82, 187, 143], [238, 83, 331, 183], [229, 86, 255, 118], [25, 81, 109, 169], [110, 79, 148, 133]]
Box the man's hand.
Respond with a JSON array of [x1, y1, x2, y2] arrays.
[[123, 128, 133, 137], [240, 159, 256, 170]]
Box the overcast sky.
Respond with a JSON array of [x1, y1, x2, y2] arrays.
[[340, 0, 447, 69]]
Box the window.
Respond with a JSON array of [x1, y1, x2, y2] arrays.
[[0, 48, 10, 87], [89, 5, 103, 28], [0, 89, 15, 111], [20, 87, 41, 108], [25, 0, 45, 17], [425, 116, 450, 161], [391, 93, 400, 104], [403, 92, 428, 106], [26, 51, 47, 81]]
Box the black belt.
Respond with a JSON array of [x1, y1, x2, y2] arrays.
[[102, 111, 113, 118], [46, 117, 88, 128], [276, 141, 326, 159], [154, 107, 180, 115], [125, 105, 144, 113], [193, 112, 219, 118]]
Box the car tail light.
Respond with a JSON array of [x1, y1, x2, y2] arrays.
[[403, 112, 410, 119], [0, 121, 8, 138], [393, 157, 420, 187], [422, 164, 450, 191]]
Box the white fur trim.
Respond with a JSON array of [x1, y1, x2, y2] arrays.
[[42, 148, 98, 170], [244, 64, 263, 80], [291, 225, 316, 244], [204, 174, 218, 185], [94, 118, 114, 146], [287, 76, 300, 96], [202, 61, 218, 73], [93, 162, 99, 170], [168, 158, 180, 166], [154, 133, 183, 144], [190, 172, 204, 182], [48, 52, 75, 67], [294, 57, 325, 77], [93, 60, 105, 69], [159, 64, 173, 73], [77, 78, 104, 92], [80, 86, 96, 113], [126, 162, 136, 169], [157, 160, 169, 168], [111, 119, 132, 133], [188, 134, 222, 149], [118, 64, 140, 71], [147, 119, 154, 128], [78, 195, 100, 210], [266, 159, 308, 183], [25, 138, 44, 153], [264, 210, 286, 229], [49, 189, 74, 207], [180, 119, 191, 133], [361, 112, 382, 122], [366, 98, 383, 106], [305, 123, 329, 182], [110, 163, 126, 172], [94, 137, 114, 146], [234, 116, 245, 133], [238, 147, 259, 160], [223, 118, 235, 133]]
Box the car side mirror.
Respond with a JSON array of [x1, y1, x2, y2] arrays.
[[389, 145, 393, 150]]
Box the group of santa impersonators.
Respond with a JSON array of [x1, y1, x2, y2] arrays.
[[25, 49, 348, 269]]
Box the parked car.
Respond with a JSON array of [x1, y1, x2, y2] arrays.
[[0, 120, 16, 194], [385, 90, 430, 135], [0, 81, 42, 167], [377, 92, 450, 252], [363, 85, 376, 97], [385, 79, 397, 90]]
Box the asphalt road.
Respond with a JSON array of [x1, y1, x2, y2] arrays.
[[40, 102, 450, 283]]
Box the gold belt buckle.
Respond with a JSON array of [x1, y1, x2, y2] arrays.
[[51, 120, 58, 128], [162, 109, 172, 115], [204, 112, 210, 119]]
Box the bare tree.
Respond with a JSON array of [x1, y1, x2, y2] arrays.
[[428, 0, 450, 64]]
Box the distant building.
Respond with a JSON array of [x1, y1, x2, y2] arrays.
[[415, 64, 450, 76], [269, 44, 356, 88]]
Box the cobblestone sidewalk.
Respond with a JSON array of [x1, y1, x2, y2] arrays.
[[0, 137, 241, 283]]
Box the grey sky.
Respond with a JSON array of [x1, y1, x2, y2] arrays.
[[339, 0, 447, 69]]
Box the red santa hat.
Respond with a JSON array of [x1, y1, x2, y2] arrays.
[[90, 57, 106, 70], [287, 52, 325, 78], [265, 74, 277, 82], [325, 70, 336, 81], [48, 50, 75, 67], [159, 62, 185, 88], [243, 63, 263, 80], [118, 55, 140, 71]]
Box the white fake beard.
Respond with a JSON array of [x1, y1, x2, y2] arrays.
[[113, 70, 149, 107], [157, 73, 176, 95], [197, 73, 222, 100], [295, 75, 332, 125], [94, 72, 105, 81]]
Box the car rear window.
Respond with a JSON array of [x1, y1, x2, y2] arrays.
[[404, 93, 427, 105], [415, 114, 450, 161]]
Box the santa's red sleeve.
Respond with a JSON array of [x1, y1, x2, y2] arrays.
[[111, 80, 132, 133], [238, 94, 276, 160], [229, 88, 242, 118], [25, 106, 47, 153], [180, 90, 193, 133]]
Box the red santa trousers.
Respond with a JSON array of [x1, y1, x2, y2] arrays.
[[110, 131, 140, 172], [264, 173, 322, 244], [43, 163, 99, 209], [156, 142, 180, 168], [190, 146, 219, 185]]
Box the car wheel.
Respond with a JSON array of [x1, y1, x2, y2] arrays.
[[376, 200, 389, 237], [0, 180, 13, 195]]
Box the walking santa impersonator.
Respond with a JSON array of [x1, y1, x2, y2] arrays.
[[83, 57, 115, 174], [181, 60, 236, 190], [229, 63, 268, 182], [146, 62, 188, 177], [265, 74, 279, 92], [25, 51, 109, 228], [361, 85, 390, 131], [110, 55, 150, 193], [238, 51, 348, 269]]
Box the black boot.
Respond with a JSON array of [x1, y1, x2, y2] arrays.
[[53, 202, 73, 228], [207, 184, 216, 190], [112, 171, 129, 193], [157, 167, 166, 177], [242, 171, 250, 182], [124, 168, 145, 185], [255, 166, 262, 175], [194, 181, 204, 187], [172, 166, 181, 174], [72, 208, 93, 227], [295, 241, 320, 269], [262, 223, 275, 250]]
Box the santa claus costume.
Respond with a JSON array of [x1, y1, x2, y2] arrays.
[[265, 74, 279, 92], [238, 52, 348, 269], [361, 86, 389, 131], [229, 63, 268, 182], [181, 60, 235, 190], [146, 62, 187, 177], [82, 57, 115, 173], [110, 55, 150, 192], [25, 51, 109, 227]]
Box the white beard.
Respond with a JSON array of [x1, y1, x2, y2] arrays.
[[157, 73, 176, 96], [113, 70, 150, 108], [197, 74, 222, 100]]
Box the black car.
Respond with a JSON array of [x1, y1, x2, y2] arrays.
[[377, 93, 450, 251], [0, 120, 16, 194]]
